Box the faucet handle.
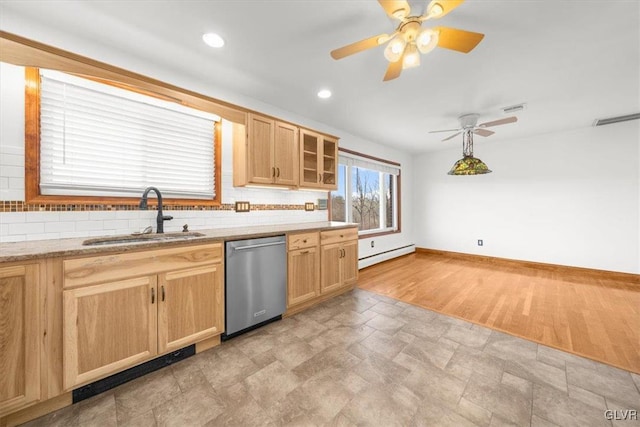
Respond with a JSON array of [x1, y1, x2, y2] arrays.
[[182, 224, 189, 232]]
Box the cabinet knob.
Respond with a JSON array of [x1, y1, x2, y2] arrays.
[[303, 239, 307, 243]]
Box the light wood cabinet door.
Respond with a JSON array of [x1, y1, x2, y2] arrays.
[[63, 276, 157, 389], [247, 113, 275, 185], [274, 121, 298, 186], [158, 264, 223, 353], [342, 240, 359, 285], [287, 247, 320, 307], [300, 129, 321, 188], [320, 243, 343, 294], [319, 136, 338, 190], [299, 129, 338, 190], [0, 264, 40, 417]]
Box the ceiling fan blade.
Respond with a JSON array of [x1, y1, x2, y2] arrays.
[[426, 0, 465, 19], [442, 131, 462, 142], [474, 128, 495, 137], [378, 0, 411, 20], [428, 128, 461, 133], [478, 116, 518, 128], [435, 27, 485, 53], [331, 34, 389, 60], [383, 57, 403, 81]]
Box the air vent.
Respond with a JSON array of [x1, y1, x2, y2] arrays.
[[593, 113, 640, 127], [502, 103, 526, 114]]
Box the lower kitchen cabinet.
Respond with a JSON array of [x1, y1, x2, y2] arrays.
[[286, 227, 358, 315], [320, 239, 358, 293], [63, 275, 158, 389], [62, 243, 224, 390], [287, 245, 320, 307], [320, 228, 358, 294], [158, 264, 224, 353], [0, 263, 41, 417]]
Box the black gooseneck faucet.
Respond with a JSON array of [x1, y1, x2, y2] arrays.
[[139, 186, 173, 233]]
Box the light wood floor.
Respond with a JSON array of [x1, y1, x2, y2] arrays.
[[358, 252, 640, 374]]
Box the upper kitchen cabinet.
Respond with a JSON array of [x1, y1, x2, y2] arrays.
[[299, 129, 338, 190], [234, 113, 299, 188]]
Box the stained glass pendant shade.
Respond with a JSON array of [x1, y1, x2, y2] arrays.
[[448, 130, 492, 175]]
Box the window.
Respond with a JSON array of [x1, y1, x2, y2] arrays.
[[330, 149, 400, 235], [26, 68, 221, 204]]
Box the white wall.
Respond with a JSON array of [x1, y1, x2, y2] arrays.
[[413, 121, 640, 274]]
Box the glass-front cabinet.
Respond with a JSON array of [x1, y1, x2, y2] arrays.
[[300, 129, 337, 190]]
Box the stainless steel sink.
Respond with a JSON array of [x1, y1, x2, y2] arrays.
[[82, 232, 205, 246]]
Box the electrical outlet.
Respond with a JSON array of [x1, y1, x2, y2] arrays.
[[477, 239, 483, 246], [371, 241, 375, 248], [235, 201, 250, 212], [304, 202, 315, 211]]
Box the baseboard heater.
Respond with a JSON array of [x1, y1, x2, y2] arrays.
[[358, 244, 415, 269], [72, 345, 195, 403]]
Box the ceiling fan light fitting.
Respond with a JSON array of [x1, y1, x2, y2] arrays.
[[448, 156, 492, 175], [402, 43, 421, 68], [427, 2, 444, 18], [384, 35, 407, 62], [448, 129, 492, 175], [416, 28, 439, 54]]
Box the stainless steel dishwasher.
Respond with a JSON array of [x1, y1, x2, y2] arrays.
[[223, 235, 286, 339]]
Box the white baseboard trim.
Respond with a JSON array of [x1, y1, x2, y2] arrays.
[[358, 244, 415, 269]]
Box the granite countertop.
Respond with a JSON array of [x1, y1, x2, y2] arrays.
[[0, 221, 358, 263]]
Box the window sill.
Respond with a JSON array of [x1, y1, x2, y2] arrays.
[[357, 228, 400, 239]]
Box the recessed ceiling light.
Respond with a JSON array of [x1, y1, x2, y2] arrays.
[[202, 33, 224, 48], [317, 89, 332, 99]]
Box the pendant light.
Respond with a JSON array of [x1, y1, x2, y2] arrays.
[[448, 130, 492, 175]]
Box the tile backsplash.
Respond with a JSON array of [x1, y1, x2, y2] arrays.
[[0, 208, 326, 243]]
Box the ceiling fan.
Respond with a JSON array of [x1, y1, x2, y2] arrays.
[[429, 113, 518, 142], [330, 0, 485, 81]]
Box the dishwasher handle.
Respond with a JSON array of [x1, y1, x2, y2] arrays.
[[233, 241, 285, 251]]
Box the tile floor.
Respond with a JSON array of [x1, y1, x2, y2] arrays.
[[23, 289, 640, 427]]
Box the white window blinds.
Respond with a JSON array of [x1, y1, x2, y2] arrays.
[[39, 69, 219, 199]]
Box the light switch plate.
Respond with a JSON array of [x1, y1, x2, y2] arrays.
[[235, 201, 250, 212], [305, 202, 315, 211]]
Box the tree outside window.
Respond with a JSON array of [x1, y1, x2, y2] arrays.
[[330, 152, 399, 235]]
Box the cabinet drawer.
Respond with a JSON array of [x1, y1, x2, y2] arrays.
[[63, 243, 222, 288], [288, 232, 319, 250], [320, 228, 358, 246]]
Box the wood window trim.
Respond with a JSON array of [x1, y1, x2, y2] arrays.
[[328, 148, 402, 238], [24, 67, 222, 207]]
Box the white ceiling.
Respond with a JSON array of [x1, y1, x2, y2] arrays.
[[1, 0, 639, 153]]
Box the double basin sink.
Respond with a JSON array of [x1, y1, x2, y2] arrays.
[[82, 232, 205, 246]]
